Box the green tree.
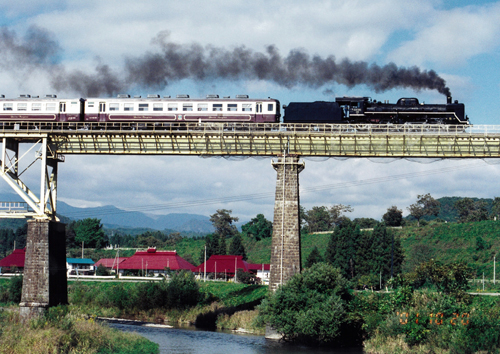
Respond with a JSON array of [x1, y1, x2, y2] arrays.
[[217, 233, 227, 255], [199, 233, 219, 264], [324, 223, 359, 279], [65, 221, 78, 248], [241, 214, 273, 240], [491, 196, 500, 220], [302, 204, 353, 233], [454, 198, 489, 223], [414, 260, 472, 297], [304, 206, 331, 232], [407, 193, 440, 226], [210, 209, 239, 239], [73, 218, 108, 249], [352, 218, 379, 229], [382, 206, 403, 227], [228, 233, 246, 260], [305, 246, 323, 268], [476, 236, 489, 251], [258, 263, 350, 344], [329, 204, 353, 226]]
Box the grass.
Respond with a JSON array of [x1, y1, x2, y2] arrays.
[[0, 306, 159, 354], [398, 220, 500, 277]]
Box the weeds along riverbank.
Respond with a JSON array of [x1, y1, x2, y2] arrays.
[[0, 305, 159, 354], [66, 275, 268, 334]]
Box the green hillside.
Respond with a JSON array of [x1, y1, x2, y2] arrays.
[[396, 219, 500, 277]]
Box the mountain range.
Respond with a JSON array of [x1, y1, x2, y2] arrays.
[[0, 193, 214, 234]]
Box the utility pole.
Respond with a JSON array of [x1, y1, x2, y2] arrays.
[[494, 255, 496, 285], [234, 257, 238, 283], [204, 245, 207, 282], [117, 246, 119, 278]]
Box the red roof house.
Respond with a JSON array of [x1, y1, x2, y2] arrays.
[[95, 257, 128, 269], [0, 248, 26, 272], [193, 255, 250, 277], [114, 248, 194, 275]]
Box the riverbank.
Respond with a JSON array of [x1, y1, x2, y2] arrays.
[[68, 278, 268, 334], [0, 305, 159, 354]]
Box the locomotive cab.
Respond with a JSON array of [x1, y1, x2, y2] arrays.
[[335, 97, 370, 120]]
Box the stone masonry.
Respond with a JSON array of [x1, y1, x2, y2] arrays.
[[268, 156, 305, 293], [20, 219, 67, 319]]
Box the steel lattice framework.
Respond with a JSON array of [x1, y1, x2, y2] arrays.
[[1, 121, 500, 219]]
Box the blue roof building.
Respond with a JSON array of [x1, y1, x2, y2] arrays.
[[66, 258, 95, 276]]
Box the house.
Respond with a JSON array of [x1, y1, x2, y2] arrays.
[[67, 258, 95, 276], [193, 255, 251, 280], [248, 263, 270, 284], [0, 248, 26, 273], [94, 257, 128, 273], [114, 248, 194, 276]]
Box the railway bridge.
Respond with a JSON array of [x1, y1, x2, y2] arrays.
[[1, 121, 500, 318]]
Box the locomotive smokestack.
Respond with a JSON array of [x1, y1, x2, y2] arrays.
[[447, 96, 452, 104]]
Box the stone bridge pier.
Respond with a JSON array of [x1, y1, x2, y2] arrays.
[[19, 219, 67, 319], [268, 155, 304, 293]]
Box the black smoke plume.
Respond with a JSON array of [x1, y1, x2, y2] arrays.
[[0, 27, 451, 97]]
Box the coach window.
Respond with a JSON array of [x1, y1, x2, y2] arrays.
[[124, 103, 134, 111], [228, 104, 237, 112], [183, 103, 193, 111], [153, 103, 163, 111], [139, 103, 149, 111], [3, 103, 12, 111], [242, 104, 252, 112], [109, 103, 119, 111], [168, 103, 178, 111], [197, 103, 208, 111], [17, 103, 27, 111], [213, 104, 223, 111], [267, 104, 273, 111], [46, 103, 56, 111], [31, 103, 41, 111]]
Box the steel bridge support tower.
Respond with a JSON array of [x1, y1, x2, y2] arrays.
[[0, 137, 67, 320]]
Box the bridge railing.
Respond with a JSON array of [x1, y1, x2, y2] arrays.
[[0, 121, 498, 136], [0, 202, 31, 214]]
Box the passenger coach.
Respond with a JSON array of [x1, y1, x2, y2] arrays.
[[83, 95, 281, 123], [0, 95, 82, 122]]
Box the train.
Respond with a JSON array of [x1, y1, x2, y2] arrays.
[[0, 93, 468, 126]]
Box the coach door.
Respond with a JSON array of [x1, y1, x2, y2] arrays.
[[59, 102, 66, 122], [256, 102, 263, 122], [98, 102, 106, 122]]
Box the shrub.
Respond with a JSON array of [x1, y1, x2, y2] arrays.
[[166, 270, 200, 308], [258, 263, 354, 345], [95, 264, 110, 276], [8, 276, 23, 303]]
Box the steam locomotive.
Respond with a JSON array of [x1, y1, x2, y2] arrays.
[[283, 96, 468, 125], [0, 94, 468, 126]]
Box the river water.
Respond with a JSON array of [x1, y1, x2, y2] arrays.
[[110, 323, 364, 354]]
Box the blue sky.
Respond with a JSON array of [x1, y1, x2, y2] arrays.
[[1, 0, 500, 222]]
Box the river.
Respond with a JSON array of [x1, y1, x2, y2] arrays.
[[109, 323, 364, 354]]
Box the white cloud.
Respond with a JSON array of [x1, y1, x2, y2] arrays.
[[388, 3, 500, 66]]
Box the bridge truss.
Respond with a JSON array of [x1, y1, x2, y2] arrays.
[[1, 121, 500, 219]]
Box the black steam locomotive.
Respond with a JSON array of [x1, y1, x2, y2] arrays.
[[283, 96, 468, 125]]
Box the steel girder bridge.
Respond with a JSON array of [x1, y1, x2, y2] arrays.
[[1, 121, 500, 220]]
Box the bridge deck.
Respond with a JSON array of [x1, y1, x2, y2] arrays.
[[1, 122, 500, 157]]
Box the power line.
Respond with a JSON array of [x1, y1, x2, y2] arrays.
[[61, 161, 485, 218]]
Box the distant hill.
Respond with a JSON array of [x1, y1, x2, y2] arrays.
[[0, 192, 214, 234], [57, 202, 214, 234]]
